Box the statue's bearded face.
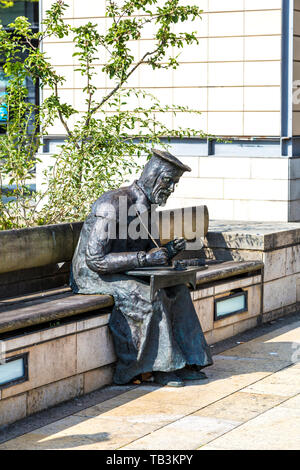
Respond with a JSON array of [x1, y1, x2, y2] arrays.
[[151, 171, 181, 206]]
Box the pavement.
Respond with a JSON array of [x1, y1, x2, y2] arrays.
[[0, 314, 299, 450]]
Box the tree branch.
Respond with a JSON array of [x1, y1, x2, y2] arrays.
[[54, 82, 80, 150], [90, 46, 160, 118]]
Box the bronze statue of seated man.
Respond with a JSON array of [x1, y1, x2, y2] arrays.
[[70, 149, 213, 387]]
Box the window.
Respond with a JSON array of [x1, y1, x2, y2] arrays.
[[214, 290, 248, 321], [0, 68, 8, 123], [0, 353, 29, 389], [0, 1, 39, 130], [0, 0, 39, 31]]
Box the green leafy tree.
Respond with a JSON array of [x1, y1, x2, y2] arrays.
[[0, 0, 207, 228]]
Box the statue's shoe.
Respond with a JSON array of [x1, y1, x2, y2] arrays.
[[175, 368, 207, 381], [153, 371, 184, 387]]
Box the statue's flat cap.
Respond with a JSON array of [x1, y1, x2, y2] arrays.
[[152, 148, 191, 173]]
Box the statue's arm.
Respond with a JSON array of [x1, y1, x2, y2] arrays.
[[86, 216, 169, 274], [85, 216, 141, 274]]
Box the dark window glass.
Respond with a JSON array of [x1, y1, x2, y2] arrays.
[[0, 1, 39, 127], [0, 67, 8, 124], [0, 1, 39, 30]]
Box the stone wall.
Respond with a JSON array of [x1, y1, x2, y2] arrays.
[[164, 154, 300, 223], [0, 313, 115, 427], [41, 0, 282, 138], [203, 220, 300, 321], [193, 272, 262, 345]]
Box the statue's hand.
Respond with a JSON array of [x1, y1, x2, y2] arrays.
[[146, 247, 169, 266], [165, 237, 186, 258]]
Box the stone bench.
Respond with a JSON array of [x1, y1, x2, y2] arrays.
[[0, 288, 114, 335], [0, 259, 262, 335], [0, 207, 266, 428]]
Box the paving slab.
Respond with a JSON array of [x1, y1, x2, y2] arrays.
[[220, 339, 299, 362], [0, 414, 160, 450], [75, 392, 202, 427], [224, 320, 300, 345], [194, 391, 287, 423], [200, 405, 300, 450], [279, 394, 300, 409], [211, 355, 291, 374], [240, 363, 300, 397], [121, 415, 238, 450]]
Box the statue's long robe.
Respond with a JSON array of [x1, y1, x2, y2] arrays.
[[70, 181, 213, 384]]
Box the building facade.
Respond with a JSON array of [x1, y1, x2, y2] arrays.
[[2, 0, 300, 222]]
